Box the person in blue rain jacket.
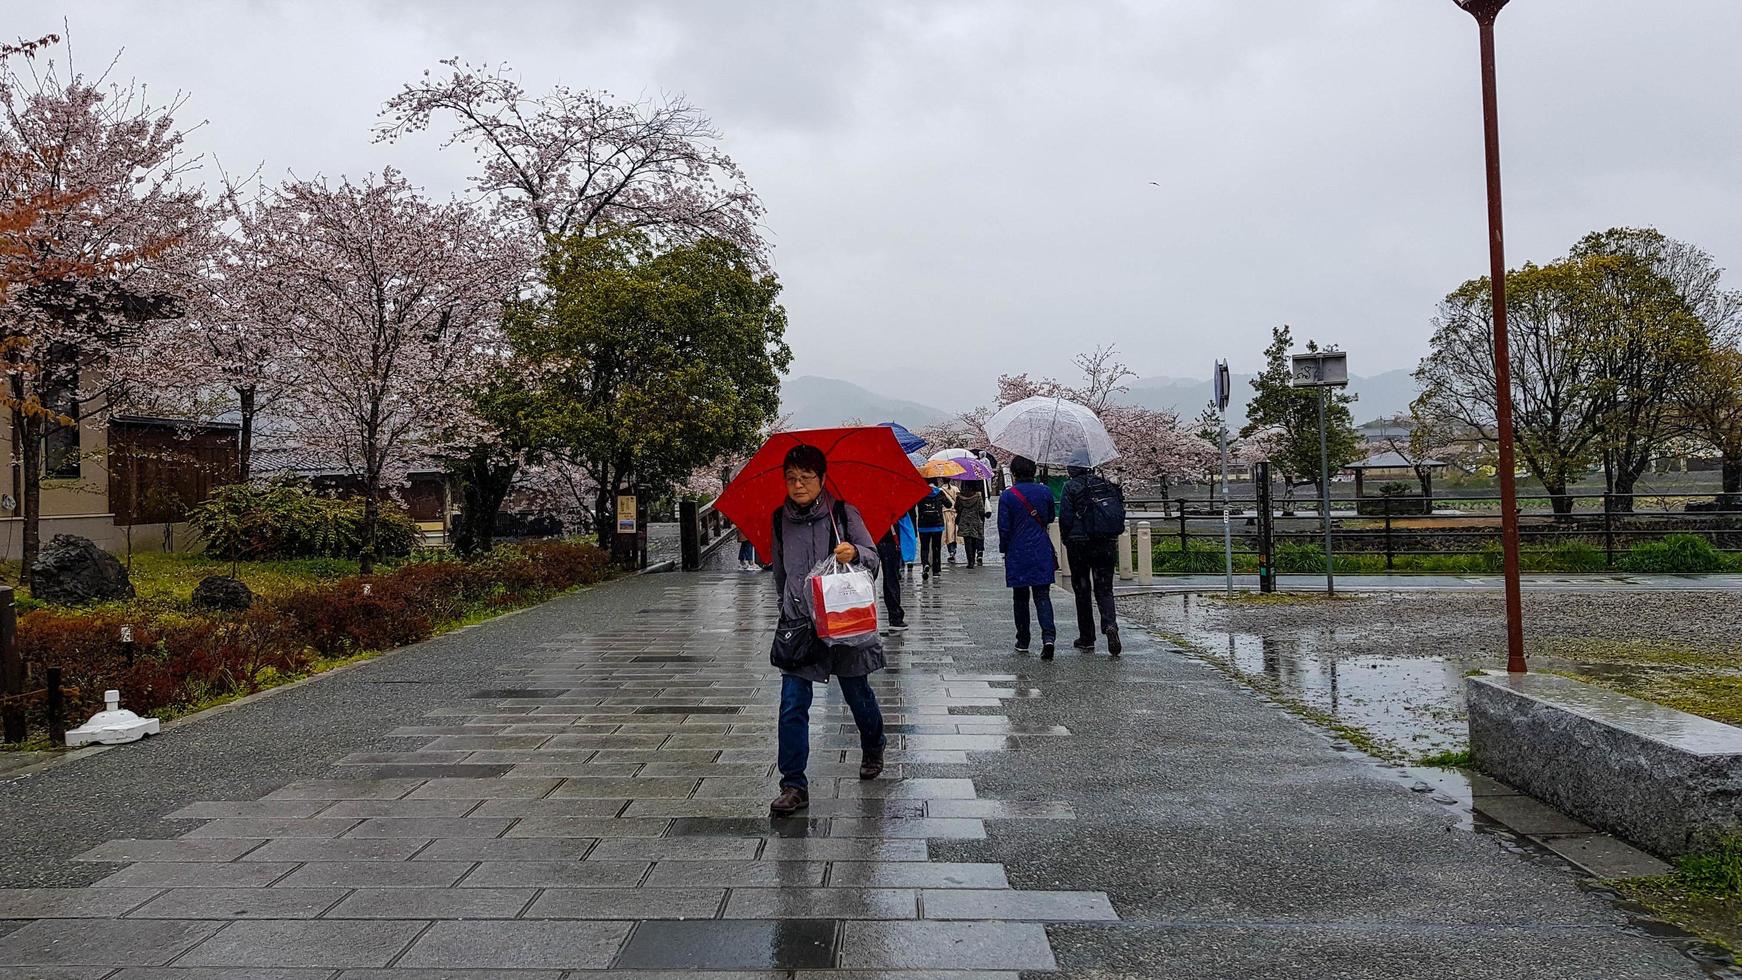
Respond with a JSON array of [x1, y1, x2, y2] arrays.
[[997, 455, 1058, 659]]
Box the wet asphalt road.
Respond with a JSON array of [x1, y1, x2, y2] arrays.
[[0, 559, 1721, 978]]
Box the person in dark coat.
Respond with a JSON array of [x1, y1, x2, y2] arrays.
[[876, 525, 908, 631], [1060, 465, 1124, 655], [955, 481, 988, 568], [914, 481, 951, 582], [768, 444, 887, 816], [998, 455, 1058, 659]]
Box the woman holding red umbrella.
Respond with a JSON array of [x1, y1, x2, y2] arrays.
[[766, 444, 887, 816]]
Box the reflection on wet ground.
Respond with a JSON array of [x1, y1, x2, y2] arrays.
[[1145, 593, 1479, 759]]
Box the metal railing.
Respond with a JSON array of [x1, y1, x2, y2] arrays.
[[1127, 490, 1742, 572]]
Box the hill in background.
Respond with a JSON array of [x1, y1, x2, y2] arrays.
[[779, 375, 955, 429]]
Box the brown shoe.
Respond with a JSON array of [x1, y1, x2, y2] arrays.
[[858, 751, 885, 780], [770, 786, 809, 816]]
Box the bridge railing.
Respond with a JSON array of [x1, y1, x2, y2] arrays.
[[679, 497, 737, 571]]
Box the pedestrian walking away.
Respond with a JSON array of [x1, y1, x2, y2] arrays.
[[766, 444, 888, 817], [955, 480, 988, 568], [1061, 463, 1125, 655], [876, 519, 909, 631], [999, 455, 1058, 659], [942, 480, 961, 563], [914, 479, 950, 582]]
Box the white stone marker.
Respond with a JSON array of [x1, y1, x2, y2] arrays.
[[66, 690, 160, 748]]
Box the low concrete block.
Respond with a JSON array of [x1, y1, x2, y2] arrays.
[[1468, 671, 1742, 856]]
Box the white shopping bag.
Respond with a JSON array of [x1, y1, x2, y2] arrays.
[[808, 561, 879, 640]]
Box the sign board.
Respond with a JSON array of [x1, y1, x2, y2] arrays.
[[1289, 350, 1349, 389], [1213, 359, 1232, 411], [616, 495, 638, 533]]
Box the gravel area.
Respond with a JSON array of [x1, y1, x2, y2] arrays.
[[1126, 590, 1742, 759]]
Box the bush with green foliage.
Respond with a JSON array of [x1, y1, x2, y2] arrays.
[[188, 479, 419, 560], [1619, 533, 1730, 573]]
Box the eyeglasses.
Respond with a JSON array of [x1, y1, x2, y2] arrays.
[[784, 472, 821, 487]]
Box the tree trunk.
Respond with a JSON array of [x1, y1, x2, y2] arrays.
[[1547, 482, 1574, 517], [360, 480, 379, 576], [17, 411, 39, 588], [450, 448, 517, 556], [1611, 467, 1642, 514], [237, 385, 255, 482], [594, 481, 615, 552], [1721, 457, 1742, 511]]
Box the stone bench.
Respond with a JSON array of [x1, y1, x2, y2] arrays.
[[1467, 671, 1742, 857]]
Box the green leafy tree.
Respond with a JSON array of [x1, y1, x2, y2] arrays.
[[1417, 261, 1604, 515], [1240, 325, 1361, 500], [506, 230, 790, 549], [1679, 343, 1742, 507], [1569, 229, 1716, 511]]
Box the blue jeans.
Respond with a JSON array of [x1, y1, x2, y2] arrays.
[[1012, 584, 1056, 647], [778, 673, 885, 791], [739, 539, 756, 563]]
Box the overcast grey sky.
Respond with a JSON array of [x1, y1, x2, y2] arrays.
[[15, 0, 1742, 411]]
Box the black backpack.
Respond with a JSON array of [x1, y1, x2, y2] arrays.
[[1077, 477, 1127, 540], [914, 491, 946, 527]]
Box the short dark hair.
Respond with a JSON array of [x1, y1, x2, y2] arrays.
[[783, 444, 827, 478], [1010, 456, 1037, 482]]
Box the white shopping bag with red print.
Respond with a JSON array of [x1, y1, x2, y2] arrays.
[[806, 559, 879, 642]]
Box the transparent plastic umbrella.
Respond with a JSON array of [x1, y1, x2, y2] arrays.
[[985, 396, 1119, 468]]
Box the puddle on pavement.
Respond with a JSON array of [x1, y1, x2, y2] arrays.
[[1146, 594, 1476, 759]]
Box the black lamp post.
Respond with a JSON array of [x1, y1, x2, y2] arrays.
[[1455, 0, 1527, 674]]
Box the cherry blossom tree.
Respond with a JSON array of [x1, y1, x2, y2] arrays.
[[376, 59, 765, 257], [376, 59, 769, 548], [992, 347, 1212, 494], [244, 168, 527, 572], [1, 34, 206, 579], [111, 183, 304, 481]]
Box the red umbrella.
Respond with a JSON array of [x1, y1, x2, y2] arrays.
[[718, 426, 932, 564]]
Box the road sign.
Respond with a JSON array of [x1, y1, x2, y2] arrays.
[[1213, 359, 1231, 411], [1289, 350, 1349, 389]]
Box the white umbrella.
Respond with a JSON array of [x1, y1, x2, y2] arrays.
[[926, 448, 976, 462], [985, 396, 1120, 468]]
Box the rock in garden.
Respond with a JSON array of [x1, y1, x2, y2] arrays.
[[192, 575, 254, 612], [28, 535, 136, 605]]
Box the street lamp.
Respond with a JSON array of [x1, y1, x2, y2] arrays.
[[1454, 0, 1527, 673]]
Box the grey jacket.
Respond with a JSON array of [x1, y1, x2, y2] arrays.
[[771, 492, 886, 682]]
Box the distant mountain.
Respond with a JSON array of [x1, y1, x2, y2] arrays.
[[1117, 368, 1419, 431], [779, 375, 955, 430]]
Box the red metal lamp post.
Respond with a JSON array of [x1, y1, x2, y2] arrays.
[[1455, 0, 1527, 673]]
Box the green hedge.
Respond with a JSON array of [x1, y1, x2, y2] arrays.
[[188, 479, 420, 560]]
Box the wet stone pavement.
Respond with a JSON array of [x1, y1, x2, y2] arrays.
[[0, 556, 1726, 978]]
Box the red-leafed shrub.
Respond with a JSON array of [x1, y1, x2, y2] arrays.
[[273, 584, 431, 657], [515, 539, 612, 591], [10, 540, 613, 730]]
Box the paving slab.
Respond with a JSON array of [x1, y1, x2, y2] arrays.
[[523, 886, 726, 919], [395, 919, 631, 970], [0, 888, 160, 918], [175, 919, 427, 968], [127, 886, 349, 919], [0, 918, 223, 967], [614, 919, 837, 970]]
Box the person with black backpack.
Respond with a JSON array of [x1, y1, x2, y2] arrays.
[[1059, 464, 1125, 656]]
